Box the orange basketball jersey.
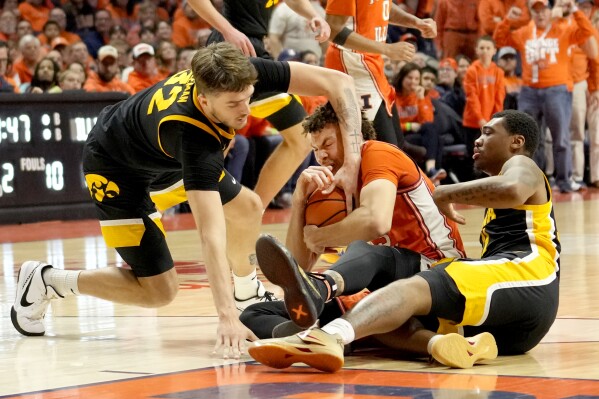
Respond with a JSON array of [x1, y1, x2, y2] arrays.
[[359, 141, 466, 261], [325, 0, 395, 115]]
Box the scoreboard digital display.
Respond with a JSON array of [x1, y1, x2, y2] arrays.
[[0, 92, 128, 225]]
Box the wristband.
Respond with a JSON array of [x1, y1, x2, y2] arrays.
[[332, 27, 352, 46], [406, 122, 412, 131]]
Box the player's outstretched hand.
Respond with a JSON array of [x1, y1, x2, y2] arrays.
[[309, 16, 331, 42], [432, 186, 466, 225], [418, 18, 437, 38], [223, 28, 257, 57], [213, 317, 258, 360], [385, 41, 416, 62]]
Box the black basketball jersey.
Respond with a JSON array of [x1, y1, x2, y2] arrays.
[[222, 0, 278, 38], [89, 57, 291, 190]]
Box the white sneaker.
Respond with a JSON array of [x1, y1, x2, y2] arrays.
[[11, 261, 61, 336], [235, 280, 278, 311]]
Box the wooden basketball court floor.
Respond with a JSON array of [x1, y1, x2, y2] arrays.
[[1, 189, 599, 399]]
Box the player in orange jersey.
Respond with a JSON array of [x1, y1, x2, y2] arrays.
[[240, 102, 465, 339]]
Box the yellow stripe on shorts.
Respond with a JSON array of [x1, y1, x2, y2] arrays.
[[100, 218, 146, 248], [149, 180, 188, 213], [250, 93, 302, 119]]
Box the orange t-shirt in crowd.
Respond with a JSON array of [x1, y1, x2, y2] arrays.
[[12, 59, 34, 84], [324, 0, 395, 115], [434, 0, 479, 46], [298, 95, 328, 115], [1, 75, 20, 93], [172, 15, 211, 48], [570, 27, 599, 84], [462, 60, 506, 128], [504, 75, 523, 94], [394, 91, 434, 131], [359, 140, 466, 261], [18, 2, 50, 32], [426, 88, 441, 99], [84, 71, 135, 95], [127, 70, 169, 93], [494, 11, 594, 89], [478, 0, 530, 35]]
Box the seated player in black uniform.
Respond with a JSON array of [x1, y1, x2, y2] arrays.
[[10, 43, 363, 360], [187, 0, 336, 209]]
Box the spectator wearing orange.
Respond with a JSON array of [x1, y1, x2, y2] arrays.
[[106, 0, 136, 31], [0, 10, 18, 43], [12, 34, 42, 85], [0, 40, 19, 92], [172, 0, 211, 49], [133, 0, 170, 22], [393, 62, 446, 182], [126, 42, 167, 93], [434, 0, 480, 60], [38, 20, 61, 51], [496, 46, 523, 110], [46, 8, 81, 45], [84, 44, 134, 94], [463, 35, 506, 162], [478, 0, 531, 35], [569, 0, 599, 186], [17, 0, 50, 33], [494, 0, 594, 192]]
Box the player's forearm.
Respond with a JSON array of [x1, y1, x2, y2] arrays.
[[187, 0, 235, 34], [311, 206, 387, 247], [285, 0, 321, 20], [389, 4, 421, 29], [200, 234, 238, 318], [433, 175, 530, 209], [328, 75, 363, 160]]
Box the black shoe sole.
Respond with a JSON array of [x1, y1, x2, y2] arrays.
[[256, 234, 321, 328], [10, 307, 45, 337]]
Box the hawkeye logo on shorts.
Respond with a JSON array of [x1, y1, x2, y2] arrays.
[[85, 174, 120, 202]]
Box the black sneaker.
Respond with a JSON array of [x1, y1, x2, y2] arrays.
[[256, 234, 325, 328]]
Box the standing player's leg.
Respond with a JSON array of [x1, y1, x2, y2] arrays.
[[220, 173, 277, 308], [250, 94, 311, 209]]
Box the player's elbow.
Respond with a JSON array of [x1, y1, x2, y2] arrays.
[[365, 212, 392, 239]]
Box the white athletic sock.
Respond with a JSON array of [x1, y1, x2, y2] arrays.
[[43, 268, 81, 297], [427, 334, 442, 355], [322, 318, 355, 345], [233, 269, 260, 300]]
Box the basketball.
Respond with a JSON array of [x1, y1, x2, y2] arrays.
[[304, 187, 347, 227]]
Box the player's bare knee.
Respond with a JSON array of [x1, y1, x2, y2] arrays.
[[226, 189, 262, 223], [140, 271, 179, 307]]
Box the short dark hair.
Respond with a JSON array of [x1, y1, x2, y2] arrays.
[[302, 102, 376, 140], [492, 110, 539, 156]]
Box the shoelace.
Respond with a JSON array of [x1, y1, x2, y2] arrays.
[[260, 291, 276, 302]]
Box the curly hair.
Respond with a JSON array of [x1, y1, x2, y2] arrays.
[[492, 110, 539, 156], [302, 102, 376, 140], [191, 42, 257, 95]]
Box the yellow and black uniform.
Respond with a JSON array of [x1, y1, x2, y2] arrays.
[[82, 58, 293, 278], [207, 0, 306, 131], [419, 178, 560, 355]]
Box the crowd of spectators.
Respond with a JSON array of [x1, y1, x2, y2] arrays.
[[1, 0, 599, 195]]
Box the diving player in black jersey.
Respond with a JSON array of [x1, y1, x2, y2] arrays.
[[10, 43, 363, 360], [187, 0, 336, 209]]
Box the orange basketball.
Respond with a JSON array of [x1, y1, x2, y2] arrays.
[[304, 187, 347, 227]]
